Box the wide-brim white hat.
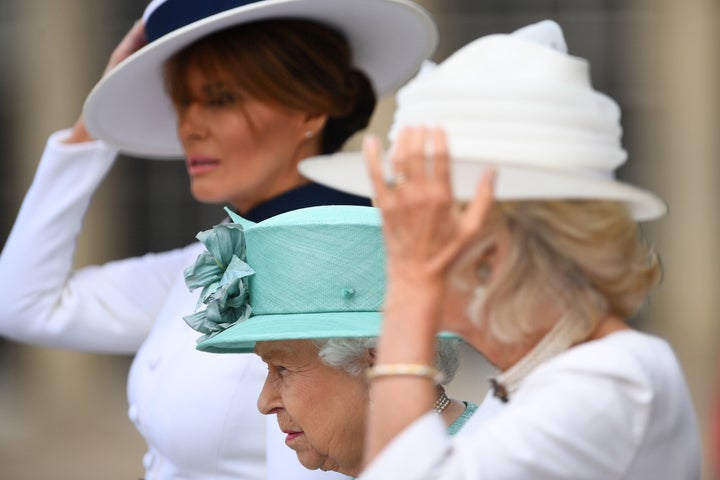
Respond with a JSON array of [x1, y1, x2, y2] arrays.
[[299, 20, 667, 221], [83, 0, 438, 159]]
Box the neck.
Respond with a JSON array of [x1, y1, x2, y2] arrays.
[[485, 314, 630, 402], [465, 326, 547, 372], [585, 315, 629, 342], [440, 397, 466, 427], [231, 176, 310, 214], [465, 301, 567, 371], [342, 461, 363, 478]]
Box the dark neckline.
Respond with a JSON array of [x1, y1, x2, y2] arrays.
[[237, 183, 371, 223]]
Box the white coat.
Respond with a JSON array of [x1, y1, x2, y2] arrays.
[[0, 130, 351, 480], [360, 330, 701, 480]]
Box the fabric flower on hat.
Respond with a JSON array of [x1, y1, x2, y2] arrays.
[[183, 223, 255, 342]]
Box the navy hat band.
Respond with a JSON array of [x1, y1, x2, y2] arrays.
[[145, 0, 257, 43]]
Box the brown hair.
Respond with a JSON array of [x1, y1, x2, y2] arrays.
[[164, 19, 376, 154], [455, 200, 662, 345]]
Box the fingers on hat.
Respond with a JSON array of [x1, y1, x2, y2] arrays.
[[464, 168, 497, 233], [363, 134, 387, 195], [430, 127, 451, 191]]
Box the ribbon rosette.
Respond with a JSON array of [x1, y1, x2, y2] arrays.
[[183, 222, 255, 342]]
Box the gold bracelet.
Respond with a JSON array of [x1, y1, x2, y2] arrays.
[[366, 363, 444, 384]]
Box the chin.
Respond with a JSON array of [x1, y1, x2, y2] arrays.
[[295, 451, 333, 472], [189, 184, 227, 205]]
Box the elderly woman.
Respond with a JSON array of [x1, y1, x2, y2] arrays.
[[299, 21, 702, 479], [182, 205, 478, 477]]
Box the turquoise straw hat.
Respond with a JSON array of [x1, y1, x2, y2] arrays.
[[184, 205, 386, 353]]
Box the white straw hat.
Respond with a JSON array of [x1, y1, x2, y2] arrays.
[[298, 20, 667, 221], [83, 0, 438, 159]]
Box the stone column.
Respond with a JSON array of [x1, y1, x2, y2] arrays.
[[635, 0, 720, 476], [3, 1, 145, 478]]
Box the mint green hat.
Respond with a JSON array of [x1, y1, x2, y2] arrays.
[[184, 205, 386, 353]]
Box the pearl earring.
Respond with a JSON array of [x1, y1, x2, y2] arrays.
[[305, 130, 314, 139]]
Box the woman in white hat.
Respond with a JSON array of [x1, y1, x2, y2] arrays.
[[300, 20, 702, 479], [0, 1, 436, 479]]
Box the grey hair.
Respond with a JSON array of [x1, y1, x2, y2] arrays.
[[312, 337, 463, 385]]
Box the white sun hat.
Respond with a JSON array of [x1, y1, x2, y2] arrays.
[[298, 20, 667, 221], [83, 0, 438, 159]]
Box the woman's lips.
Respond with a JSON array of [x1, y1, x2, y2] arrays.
[[283, 430, 304, 444], [186, 156, 220, 176]]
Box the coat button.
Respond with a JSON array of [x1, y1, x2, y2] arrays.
[[128, 404, 140, 423]]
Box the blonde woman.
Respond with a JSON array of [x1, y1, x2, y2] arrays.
[[300, 20, 702, 479]]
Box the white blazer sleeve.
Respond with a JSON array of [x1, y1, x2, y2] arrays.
[[359, 345, 669, 480], [0, 130, 194, 353]]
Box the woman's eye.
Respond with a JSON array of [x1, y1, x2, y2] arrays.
[[267, 363, 288, 376], [206, 91, 236, 107], [175, 97, 192, 110]]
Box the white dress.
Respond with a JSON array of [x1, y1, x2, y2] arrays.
[[0, 130, 350, 480], [360, 330, 701, 480]]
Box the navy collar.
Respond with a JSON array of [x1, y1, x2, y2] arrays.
[[238, 183, 371, 223]]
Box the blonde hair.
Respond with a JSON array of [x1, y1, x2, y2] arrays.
[[456, 200, 661, 345]]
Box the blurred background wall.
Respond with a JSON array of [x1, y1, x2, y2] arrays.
[[0, 0, 718, 478]]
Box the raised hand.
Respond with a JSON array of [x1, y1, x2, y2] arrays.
[[364, 126, 495, 291], [104, 20, 147, 75], [65, 20, 147, 144], [362, 126, 495, 465]]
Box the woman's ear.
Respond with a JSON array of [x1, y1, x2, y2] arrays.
[[471, 226, 512, 286], [301, 113, 328, 141], [475, 246, 496, 284], [482, 224, 513, 284], [452, 241, 498, 289], [367, 348, 377, 368]]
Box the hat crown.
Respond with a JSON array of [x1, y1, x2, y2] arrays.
[[389, 20, 626, 178], [189, 205, 387, 353], [296, 20, 666, 221], [143, 0, 257, 43], [242, 206, 385, 317]]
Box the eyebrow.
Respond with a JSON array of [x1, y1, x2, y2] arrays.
[[254, 343, 294, 362], [201, 82, 238, 95]]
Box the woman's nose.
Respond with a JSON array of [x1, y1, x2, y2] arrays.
[[257, 373, 282, 415], [178, 103, 209, 143]]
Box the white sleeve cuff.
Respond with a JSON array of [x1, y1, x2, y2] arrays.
[[47, 128, 119, 156]]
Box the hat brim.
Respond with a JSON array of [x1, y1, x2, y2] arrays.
[[298, 152, 668, 221], [83, 0, 437, 159], [197, 311, 382, 353], [197, 311, 458, 353]]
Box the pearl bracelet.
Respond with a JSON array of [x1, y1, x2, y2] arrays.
[[366, 363, 444, 384]]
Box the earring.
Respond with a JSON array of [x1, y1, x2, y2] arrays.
[[305, 130, 314, 139], [476, 263, 491, 283]]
